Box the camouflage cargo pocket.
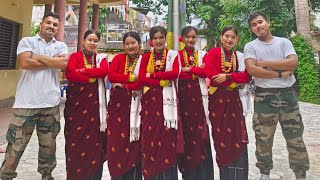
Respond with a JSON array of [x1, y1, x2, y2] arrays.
[[283, 90, 299, 109], [252, 112, 261, 137], [6, 124, 23, 145], [6, 114, 26, 145]]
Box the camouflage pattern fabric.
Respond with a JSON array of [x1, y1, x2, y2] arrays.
[[252, 87, 309, 178], [0, 106, 60, 180]]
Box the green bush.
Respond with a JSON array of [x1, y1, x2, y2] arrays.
[[290, 35, 320, 104], [31, 23, 40, 36]]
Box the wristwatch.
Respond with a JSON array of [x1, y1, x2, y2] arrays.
[[277, 71, 282, 78]]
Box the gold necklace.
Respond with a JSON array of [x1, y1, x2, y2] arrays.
[[125, 54, 139, 74], [82, 50, 95, 68], [183, 48, 198, 67], [152, 49, 166, 72], [220, 48, 236, 73]]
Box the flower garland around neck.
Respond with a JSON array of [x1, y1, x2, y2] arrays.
[[125, 54, 139, 74], [183, 48, 198, 67], [220, 47, 236, 73], [151, 49, 167, 72], [82, 50, 95, 68]]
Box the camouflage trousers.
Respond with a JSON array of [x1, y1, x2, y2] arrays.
[[252, 87, 309, 178], [0, 106, 61, 180]]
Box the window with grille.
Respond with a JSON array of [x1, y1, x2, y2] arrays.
[[0, 18, 20, 70]]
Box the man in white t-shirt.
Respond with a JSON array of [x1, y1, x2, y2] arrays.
[[244, 11, 309, 180], [0, 12, 69, 180]]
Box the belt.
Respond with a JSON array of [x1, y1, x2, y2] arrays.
[[255, 86, 293, 93]]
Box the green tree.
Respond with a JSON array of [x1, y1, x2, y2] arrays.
[[195, 1, 223, 49], [87, 6, 108, 36], [132, 0, 224, 49], [294, 0, 312, 40], [290, 35, 320, 104], [30, 22, 40, 36], [129, 0, 304, 49], [218, 0, 294, 50], [284, 0, 320, 13], [131, 0, 168, 17]]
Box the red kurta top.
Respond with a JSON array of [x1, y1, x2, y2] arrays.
[[139, 49, 180, 86], [108, 53, 141, 90], [65, 51, 108, 82], [178, 48, 206, 80], [204, 47, 251, 168], [205, 47, 251, 85]]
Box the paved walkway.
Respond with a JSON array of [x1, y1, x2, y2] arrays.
[[0, 99, 319, 180]]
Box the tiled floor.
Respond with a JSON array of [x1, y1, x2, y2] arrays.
[[1, 100, 320, 179]]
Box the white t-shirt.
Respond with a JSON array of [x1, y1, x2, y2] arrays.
[[13, 34, 69, 108], [244, 36, 296, 88]]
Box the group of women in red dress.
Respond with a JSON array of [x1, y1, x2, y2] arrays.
[[63, 24, 251, 180]]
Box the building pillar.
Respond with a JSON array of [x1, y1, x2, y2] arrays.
[[54, 0, 66, 41], [44, 4, 53, 15], [92, 4, 99, 31], [173, 0, 180, 50], [167, 0, 173, 50], [179, 0, 186, 50], [77, 0, 88, 51]]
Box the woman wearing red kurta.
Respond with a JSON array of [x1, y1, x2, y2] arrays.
[[107, 32, 142, 179], [177, 26, 214, 180], [205, 25, 251, 180], [64, 30, 108, 180], [138, 26, 181, 180]]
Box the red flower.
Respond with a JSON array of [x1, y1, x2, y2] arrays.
[[148, 40, 153, 47], [178, 36, 183, 42]]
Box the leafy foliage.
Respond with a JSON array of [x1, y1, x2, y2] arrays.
[[130, 0, 298, 49], [218, 0, 294, 51], [290, 35, 320, 104], [30, 22, 40, 36], [283, 0, 320, 13], [195, 1, 223, 49], [87, 6, 108, 36], [131, 0, 168, 18]]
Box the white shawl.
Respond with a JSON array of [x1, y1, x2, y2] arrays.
[[96, 53, 108, 132], [129, 55, 143, 142], [197, 50, 210, 125], [236, 51, 253, 116], [163, 50, 180, 129]]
